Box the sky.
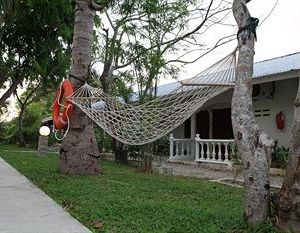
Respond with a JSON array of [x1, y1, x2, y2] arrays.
[[1, 0, 300, 121], [250, 0, 300, 61], [174, 0, 300, 83]]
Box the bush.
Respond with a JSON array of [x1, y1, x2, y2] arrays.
[[0, 119, 18, 144], [274, 146, 289, 169], [94, 127, 113, 152], [271, 140, 289, 168], [152, 136, 169, 156]]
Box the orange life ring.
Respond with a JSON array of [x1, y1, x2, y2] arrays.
[[52, 80, 74, 130]]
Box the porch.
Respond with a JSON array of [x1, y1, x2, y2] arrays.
[[169, 134, 235, 165]]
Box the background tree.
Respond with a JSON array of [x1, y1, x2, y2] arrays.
[[0, 0, 17, 39], [15, 81, 41, 147], [94, 0, 232, 96], [0, 90, 54, 146], [91, 0, 233, 163], [274, 73, 300, 231], [231, 0, 274, 224], [0, 0, 73, 108]]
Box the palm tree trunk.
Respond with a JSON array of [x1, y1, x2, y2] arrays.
[[59, 0, 102, 175]]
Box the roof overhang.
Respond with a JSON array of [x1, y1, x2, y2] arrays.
[[253, 69, 300, 85]]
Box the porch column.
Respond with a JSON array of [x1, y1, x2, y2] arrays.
[[169, 134, 174, 160], [208, 109, 213, 139], [190, 113, 196, 159], [190, 113, 196, 138]]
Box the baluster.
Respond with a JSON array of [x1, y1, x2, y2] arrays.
[[186, 141, 190, 158], [217, 143, 222, 161], [212, 143, 216, 160], [206, 142, 211, 160], [200, 142, 204, 160], [224, 143, 229, 162], [181, 142, 184, 157], [190, 140, 195, 160]]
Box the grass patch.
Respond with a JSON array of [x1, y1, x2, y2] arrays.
[[0, 145, 282, 233], [0, 143, 36, 151]]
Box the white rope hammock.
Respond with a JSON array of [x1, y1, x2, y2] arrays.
[[68, 50, 237, 145]]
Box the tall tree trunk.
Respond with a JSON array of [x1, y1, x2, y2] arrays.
[[113, 138, 128, 164], [0, 75, 6, 89], [0, 77, 21, 108], [232, 0, 274, 224], [275, 73, 300, 232], [17, 105, 26, 147], [60, 0, 104, 175], [100, 73, 128, 164]]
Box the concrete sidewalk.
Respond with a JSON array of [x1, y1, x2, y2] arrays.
[[0, 157, 91, 233]]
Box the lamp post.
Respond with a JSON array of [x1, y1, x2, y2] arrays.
[[37, 126, 50, 156]]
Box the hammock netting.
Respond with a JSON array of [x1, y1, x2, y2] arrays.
[[68, 51, 237, 145]]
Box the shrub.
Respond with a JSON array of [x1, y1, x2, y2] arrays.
[[271, 140, 289, 169], [274, 146, 289, 169], [94, 127, 113, 152]]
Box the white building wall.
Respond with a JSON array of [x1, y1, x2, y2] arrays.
[[253, 78, 298, 147], [171, 77, 298, 147]]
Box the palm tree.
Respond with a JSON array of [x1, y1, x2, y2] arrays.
[[59, 0, 106, 174]]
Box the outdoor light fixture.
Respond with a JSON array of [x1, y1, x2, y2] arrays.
[[39, 126, 50, 136]]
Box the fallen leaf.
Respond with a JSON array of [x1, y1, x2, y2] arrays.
[[90, 219, 104, 229]]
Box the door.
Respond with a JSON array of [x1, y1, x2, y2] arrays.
[[196, 111, 209, 139], [184, 117, 191, 138], [212, 108, 233, 139]]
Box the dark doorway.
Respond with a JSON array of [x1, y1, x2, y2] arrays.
[[184, 118, 191, 138], [196, 111, 209, 139], [213, 108, 233, 139]]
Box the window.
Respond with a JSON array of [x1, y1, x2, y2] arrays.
[[254, 109, 271, 117]]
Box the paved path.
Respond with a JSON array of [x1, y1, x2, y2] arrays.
[[154, 160, 283, 188], [0, 157, 91, 233]]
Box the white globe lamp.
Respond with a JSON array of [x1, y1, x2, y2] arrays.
[[39, 126, 50, 136]]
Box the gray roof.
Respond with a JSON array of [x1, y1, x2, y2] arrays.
[[253, 52, 300, 78], [139, 52, 300, 99]]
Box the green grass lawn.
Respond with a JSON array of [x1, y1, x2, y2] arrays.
[[0, 145, 282, 233]]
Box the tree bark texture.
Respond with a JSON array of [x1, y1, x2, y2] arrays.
[[0, 76, 6, 89], [232, 0, 274, 224], [0, 77, 21, 108], [275, 73, 300, 232], [60, 0, 102, 175], [17, 105, 26, 147], [113, 138, 128, 164]]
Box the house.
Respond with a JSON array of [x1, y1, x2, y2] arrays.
[[155, 52, 300, 164]]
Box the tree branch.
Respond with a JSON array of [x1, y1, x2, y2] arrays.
[[165, 34, 235, 65], [114, 2, 230, 70], [0, 76, 22, 108], [89, 0, 106, 11]]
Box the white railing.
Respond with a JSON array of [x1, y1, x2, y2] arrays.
[[169, 134, 235, 165], [169, 134, 195, 161], [195, 134, 235, 165]]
